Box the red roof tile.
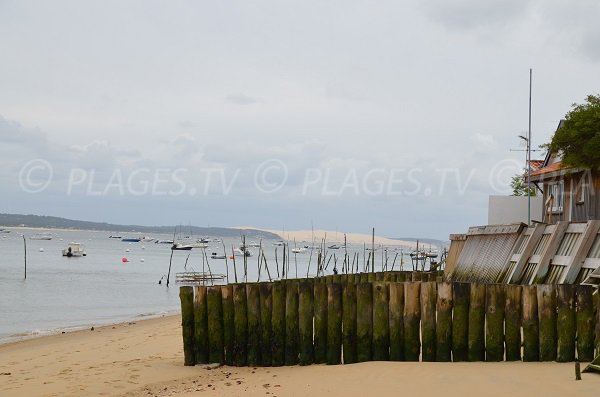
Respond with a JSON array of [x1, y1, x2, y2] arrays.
[[530, 162, 562, 177], [528, 160, 545, 171]]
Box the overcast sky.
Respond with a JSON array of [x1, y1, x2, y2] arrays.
[[1, 0, 600, 240]]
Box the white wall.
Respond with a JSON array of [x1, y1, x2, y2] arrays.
[[488, 195, 544, 225]]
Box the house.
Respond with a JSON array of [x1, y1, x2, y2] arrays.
[[530, 120, 598, 224]]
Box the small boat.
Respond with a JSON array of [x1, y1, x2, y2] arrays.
[[62, 242, 87, 257], [30, 233, 52, 240], [121, 237, 141, 242], [172, 243, 193, 251], [192, 241, 209, 249], [273, 241, 285, 246], [247, 241, 261, 248], [198, 237, 210, 244], [233, 247, 253, 257], [141, 236, 156, 242], [108, 235, 122, 239], [291, 247, 306, 254], [0, 228, 10, 234], [328, 244, 342, 249], [155, 239, 174, 244], [211, 252, 226, 259]]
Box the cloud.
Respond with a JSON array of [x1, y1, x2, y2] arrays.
[[225, 93, 263, 105], [424, 0, 530, 31]]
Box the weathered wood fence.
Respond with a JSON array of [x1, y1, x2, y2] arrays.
[[179, 271, 600, 366]]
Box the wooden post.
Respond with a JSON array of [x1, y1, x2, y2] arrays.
[[404, 282, 421, 361], [179, 286, 196, 366], [342, 282, 358, 364], [221, 285, 234, 365], [537, 284, 557, 361], [373, 281, 390, 361], [356, 282, 373, 362], [452, 282, 470, 362], [389, 282, 405, 361], [360, 273, 369, 283], [298, 281, 314, 365], [522, 285, 539, 361], [504, 284, 522, 361], [485, 284, 505, 362], [259, 283, 272, 366], [207, 286, 224, 364], [313, 282, 328, 363], [285, 280, 299, 365], [193, 286, 209, 364], [468, 283, 485, 361], [576, 285, 595, 362], [397, 272, 407, 282], [327, 283, 343, 364], [556, 284, 576, 362], [436, 282, 453, 362], [233, 284, 248, 366], [271, 281, 286, 366], [246, 283, 262, 366], [421, 281, 437, 362]]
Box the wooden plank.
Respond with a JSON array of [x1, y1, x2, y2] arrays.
[[285, 280, 299, 365], [404, 282, 421, 361], [232, 284, 248, 366], [451, 282, 470, 362], [576, 285, 595, 362], [504, 284, 522, 361], [522, 285, 539, 361], [327, 283, 343, 364], [193, 286, 209, 364], [313, 283, 328, 364], [436, 282, 453, 362], [207, 286, 224, 364], [271, 281, 286, 366], [246, 284, 261, 366], [356, 283, 373, 362], [421, 281, 437, 362], [342, 282, 358, 364], [179, 286, 195, 366], [556, 284, 576, 362], [373, 282, 390, 361], [389, 282, 405, 361], [298, 281, 314, 365], [468, 283, 485, 361], [485, 284, 505, 362], [537, 284, 557, 361], [259, 283, 272, 366]]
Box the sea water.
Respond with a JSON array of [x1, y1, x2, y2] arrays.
[[0, 227, 414, 343]]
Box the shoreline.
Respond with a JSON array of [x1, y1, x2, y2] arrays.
[[2, 314, 599, 397]]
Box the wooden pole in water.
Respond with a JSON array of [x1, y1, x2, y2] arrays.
[[327, 282, 343, 364], [313, 282, 328, 363], [285, 280, 299, 365], [420, 281, 437, 362], [179, 286, 196, 366], [576, 285, 595, 362], [372, 281, 390, 361], [271, 281, 286, 366], [259, 282, 273, 366], [356, 282, 373, 362], [522, 285, 539, 361], [504, 284, 522, 361], [231, 245, 238, 283], [452, 282, 470, 362], [232, 284, 248, 366], [485, 284, 505, 362], [404, 282, 421, 361], [207, 286, 224, 364], [389, 282, 405, 361], [222, 241, 229, 284], [556, 284, 576, 362], [436, 282, 453, 362], [221, 285, 234, 365], [537, 284, 557, 361], [342, 282, 358, 364], [246, 283, 262, 366], [193, 286, 209, 364], [298, 281, 314, 365], [468, 283, 485, 361], [23, 235, 27, 279]]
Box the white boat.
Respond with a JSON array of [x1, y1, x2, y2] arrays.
[[273, 241, 285, 247], [291, 247, 306, 254], [172, 243, 194, 251], [234, 247, 253, 257], [192, 241, 209, 249], [247, 241, 261, 248], [211, 252, 226, 259], [155, 239, 174, 244], [30, 233, 52, 240], [0, 228, 10, 234], [62, 242, 86, 257], [141, 236, 155, 242]]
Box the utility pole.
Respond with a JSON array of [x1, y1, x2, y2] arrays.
[[528, 68, 532, 225]]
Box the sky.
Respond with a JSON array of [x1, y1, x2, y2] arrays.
[[1, 0, 600, 240]]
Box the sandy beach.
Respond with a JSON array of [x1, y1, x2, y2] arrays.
[[1, 314, 599, 397]]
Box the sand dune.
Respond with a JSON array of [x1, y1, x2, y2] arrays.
[[1, 314, 599, 397]]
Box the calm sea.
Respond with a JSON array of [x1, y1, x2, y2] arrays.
[[0, 227, 414, 343]]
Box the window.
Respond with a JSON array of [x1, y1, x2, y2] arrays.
[[575, 173, 588, 204], [549, 181, 564, 213]]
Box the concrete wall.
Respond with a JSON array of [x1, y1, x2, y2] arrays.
[[488, 195, 543, 225]]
